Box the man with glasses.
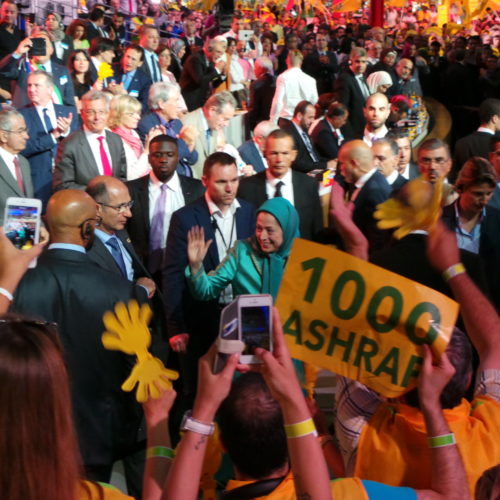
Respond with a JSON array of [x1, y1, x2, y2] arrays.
[[53, 90, 126, 191], [19, 70, 78, 206], [13, 189, 148, 492], [0, 107, 33, 224]]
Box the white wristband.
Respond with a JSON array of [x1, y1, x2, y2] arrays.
[[0, 287, 13, 302]]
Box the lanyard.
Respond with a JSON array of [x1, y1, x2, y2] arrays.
[[211, 213, 236, 252]]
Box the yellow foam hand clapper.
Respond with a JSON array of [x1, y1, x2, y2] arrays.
[[374, 177, 442, 239], [102, 300, 179, 402]]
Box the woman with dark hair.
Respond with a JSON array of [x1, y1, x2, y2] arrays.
[[66, 19, 89, 51], [442, 157, 500, 308], [68, 50, 102, 108]]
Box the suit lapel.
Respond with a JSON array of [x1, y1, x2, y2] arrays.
[[195, 199, 219, 267], [138, 176, 151, 232], [105, 130, 120, 176], [79, 130, 100, 175], [0, 155, 23, 196], [92, 237, 122, 274]]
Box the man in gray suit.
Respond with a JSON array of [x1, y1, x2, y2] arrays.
[[53, 90, 126, 191], [181, 91, 236, 179], [0, 107, 34, 224]]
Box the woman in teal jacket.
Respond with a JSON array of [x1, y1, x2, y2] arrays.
[[186, 197, 300, 301]]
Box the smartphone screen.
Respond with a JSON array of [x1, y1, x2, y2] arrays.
[[4, 203, 40, 250], [241, 305, 271, 354]]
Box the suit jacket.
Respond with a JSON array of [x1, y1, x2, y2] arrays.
[[246, 73, 276, 131], [237, 170, 323, 241], [86, 21, 108, 41], [408, 161, 420, 180], [391, 173, 408, 193], [12, 249, 146, 467], [237, 140, 266, 173], [280, 118, 327, 172], [180, 34, 204, 63], [303, 50, 339, 95], [442, 202, 500, 309], [179, 50, 224, 112], [353, 170, 392, 252], [19, 104, 79, 205], [126, 173, 205, 269], [453, 131, 498, 177], [0, 153, 33, 224], [139, 52, 161, 84], [53, 129, 127, 191], [163, 196, 256, 350], [181, 108, 218, 179], [50, 34, 75, 66], [310, 117, 342, 160], [110, 68, 152, 112], [137, 112, 198, 176], [0, 55, 76, 108], [334, 69, 368, 138]]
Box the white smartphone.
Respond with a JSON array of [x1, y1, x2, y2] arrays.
[[238, 29, 253, 42], [4, 197, 42, 268], [239, 294, 273, 364]]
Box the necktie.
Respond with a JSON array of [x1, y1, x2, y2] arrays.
[[106, 236, 127, 278], [151, 53, 159, 82], [149, 184, 168, 273], [40, 64, 46, 71], [274, 180, 284, 198], [205, 128, 212, 143], [13, 156, 25, 194], [123, 73, 132, 91], [97, 136, 113, 176], [301, 131, 319, 162], [165, 121, 175, 138], [42, 107, 53, 133]]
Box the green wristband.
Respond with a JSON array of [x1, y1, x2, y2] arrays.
[[146, 446, 175, 459], [428, 433, 456, 448]]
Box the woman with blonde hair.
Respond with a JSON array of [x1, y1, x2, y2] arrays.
[[108, 95, 164, 180]]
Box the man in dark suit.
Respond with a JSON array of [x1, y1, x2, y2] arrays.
[[179, 38, 226, 112], [108, 45, 152, 112], [163, 152, 255, 415], [137, 81, 198, 177], [0, 108, 33, 224], [53, 90, 126, 191], [126, 135, 204, 284], [19, 71, 78, 206], [279, 101, 336, 173], [453, 98, 500, 180], [387, 128, 420, 180], [238, 120, 278, 174], [88, 37, 116, 84], [303, 32, 339, 95], [86, 6, 109, 41], [310, 102, 349, 160], [334, 47, 370, 138], [246, 57, 276, 132], [180, 13, 203, 63], [238, 129, 323, 241], [12, 189, 146, 485], [372, 137, 407, 194], [138, 25, 161, 84], [339, 139, 391, 252], [0, 30, 76, 108]]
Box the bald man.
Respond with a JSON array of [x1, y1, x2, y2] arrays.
[[338, 139, 391, 251], [362, 93, 390, 146], [12, 189, 148, 490]]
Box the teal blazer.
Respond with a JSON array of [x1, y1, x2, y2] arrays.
[[186, 240, 265, 300]]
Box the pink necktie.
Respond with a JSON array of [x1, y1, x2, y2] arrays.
[[13, 156, 25, 194], [97, 136, 112, 176]]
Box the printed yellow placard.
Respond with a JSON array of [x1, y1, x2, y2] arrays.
[[276, 239, 459, 398]]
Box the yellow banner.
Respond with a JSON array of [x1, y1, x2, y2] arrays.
[[331, 0, 361, 12], [276, 239, 459, 398]]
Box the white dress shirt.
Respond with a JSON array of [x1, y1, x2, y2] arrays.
[[0, 147, 20, 183], [265, 168, 294, 205], [385, 169, 399, 185], [362, 125, 388, 147], [84, 128, 113, 175], [351, 168, 378, 201], [148, 170, 185, 249]]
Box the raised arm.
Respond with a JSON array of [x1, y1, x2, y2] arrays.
[[426, 221, 500, 371], [256, 308, 332, 500], [416, 346, 470, 500]]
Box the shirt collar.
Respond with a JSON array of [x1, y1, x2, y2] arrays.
[[0, 146, 16, 166], [94, 227, 115, 244], [48, 243, 86, 253], [266, 167, 292, 185], [477, 127, 494, 135], [84, 126, 108, 139], [355, 167, 377, 189], [386, 169, 399, 185], [35, 102, 55, 114], [149, 170, 181, 191], [205, 191, 240, 217]]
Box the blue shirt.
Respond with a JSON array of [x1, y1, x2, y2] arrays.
[[454, 203, 484, 254], [48, 243, 85, 253], [94, 228, 134, 281]]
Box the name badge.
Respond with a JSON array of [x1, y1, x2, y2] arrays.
[[129, 90, 139, 97], [59, 75, 68, 85], [60, 42, 69, 50]]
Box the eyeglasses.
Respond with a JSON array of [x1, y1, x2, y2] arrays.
[[98, 200, 134, 213], [82, 110, 108, 116], [419, 157, 448, 166]]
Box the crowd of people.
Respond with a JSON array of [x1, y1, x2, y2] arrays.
[[0, 0, 499, 498]]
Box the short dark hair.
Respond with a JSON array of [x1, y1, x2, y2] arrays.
[[89, 7, 105, 22], [418, 138, 450, 158], [85, 180, 109, 203], [125, 44, 145, 62], [326, 102, 348, 118], [203, 152, 236, 177], [479, 98, 500, 125], [267, 128, 295, 146], [293, 100, 314, 118], [149, 134, 178, 150], [218, 373, 288, 479], [386, 128, 410, 141], [373, 137, 399, 156], [89, 37, 115, 57]]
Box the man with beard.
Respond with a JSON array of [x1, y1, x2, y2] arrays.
[[362, 93, 390, 146]]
